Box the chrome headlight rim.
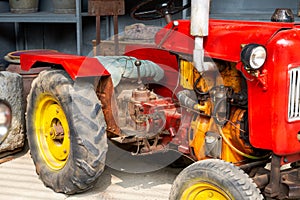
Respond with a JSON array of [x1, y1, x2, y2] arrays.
[[241, 43, 267, 70]]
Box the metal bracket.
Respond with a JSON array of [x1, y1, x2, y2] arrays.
[[256, 69, 268, 91], [88, 0, 125, 55]]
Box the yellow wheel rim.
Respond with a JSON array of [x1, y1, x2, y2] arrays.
[[181, 182, 233, 200], [34, 94, 70, 170]]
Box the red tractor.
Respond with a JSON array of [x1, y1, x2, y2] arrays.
[[1, 0, 300, 199]]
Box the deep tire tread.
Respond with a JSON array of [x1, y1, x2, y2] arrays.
[[94, 127, 106, 144], [76, 159, 97, 177], [81, 139, 100, 156], [26, 70, 107, 194], [170, 159, 263, 200]]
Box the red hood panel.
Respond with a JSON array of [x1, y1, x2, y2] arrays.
[[156, 19, 294, 62]]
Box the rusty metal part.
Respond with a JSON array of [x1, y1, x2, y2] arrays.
[[139, 135, 166, 155], [110, 134, 166, 155], [116, 83, 178, 140], [140, 139, 165, 154], [253, 171, 270, 190], [171, 111, 192, 155], [109, 81, 180, 156], [251, 155, 300, 199], [95, 16, 101, 56], [280, 167, 300, 199], [132, 89, 155, 102], [253, 172, 273, 194], [110, 134, 157, 144], [129, 101, 173, 137], [110, 136, 139, 144], [88, 0, 125, 55], [240, 158, 270, 172], [88, 0, 124, 16], [96, 76, 121, 137], [113, 15, 119, 55], [264, 154, 283, 198], [50, 123, 64, 140]]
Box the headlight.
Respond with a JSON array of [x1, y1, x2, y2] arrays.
[[0, 101, 12, 143], [241, 44, 267, 70]]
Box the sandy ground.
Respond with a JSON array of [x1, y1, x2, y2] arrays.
[[0, 149, 184, 200]]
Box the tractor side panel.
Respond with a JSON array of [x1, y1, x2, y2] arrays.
[[248, 28, 300, 156]]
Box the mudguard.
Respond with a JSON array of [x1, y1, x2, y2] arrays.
[[20, 51, 110, 79]]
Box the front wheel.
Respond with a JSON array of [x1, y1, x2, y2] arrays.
[[170, 159, 263, 200], [26, 70, 107, 194]]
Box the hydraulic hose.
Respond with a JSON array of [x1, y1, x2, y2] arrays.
[[177, 90, 198, 110]]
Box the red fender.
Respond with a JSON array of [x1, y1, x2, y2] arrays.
[[20, 51, 110, 79]]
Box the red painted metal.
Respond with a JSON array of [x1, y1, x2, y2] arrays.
[[142, 98, 181, 131], [248, 27, 300, 155], [20, 51, 110, 79], [125, 46, 178, 70], [19, 19, 300, 156], [155, 19, 294, 62], [125, 46, 180, 98], [155, 19, 300, 155]]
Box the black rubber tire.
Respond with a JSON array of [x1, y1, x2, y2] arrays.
[[170, 159, 264, 200], [26, 70, 107, 194], [0, 71, 25, 152]]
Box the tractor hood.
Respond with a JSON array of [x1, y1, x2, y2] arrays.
[[155, 19, 295, 62]]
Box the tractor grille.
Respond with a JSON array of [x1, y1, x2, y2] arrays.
[[288, 67, 300, 121]]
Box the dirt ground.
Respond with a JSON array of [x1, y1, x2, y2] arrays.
[[0, 149, 184, 200]]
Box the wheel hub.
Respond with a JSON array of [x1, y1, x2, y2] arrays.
[[181, 182, 232, 200], [35, 95, 70, 170], [49, 121, 65, 140]]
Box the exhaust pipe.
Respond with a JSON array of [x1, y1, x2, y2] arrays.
[[191, 0, 210, 72]]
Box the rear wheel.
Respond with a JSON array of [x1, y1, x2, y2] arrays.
[[170, 159, 263, 200], [27, 70, 107, 194]]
